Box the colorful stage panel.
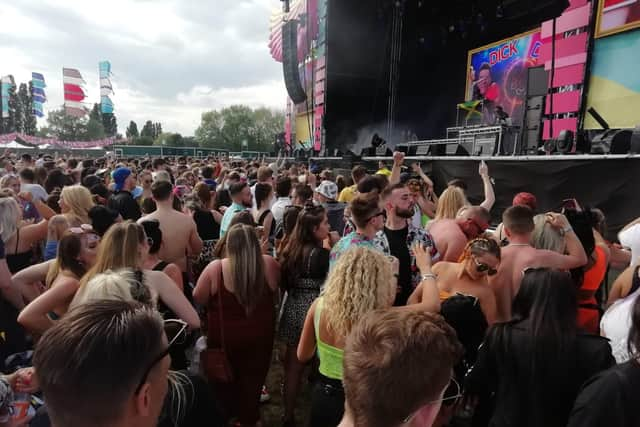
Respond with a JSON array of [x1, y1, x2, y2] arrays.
[[585, 29, 640, 129], [596, 0, 640, 38], [466, 29, 543, 125]]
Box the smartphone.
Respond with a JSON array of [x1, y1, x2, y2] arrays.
[[561, 198, 581, 211]]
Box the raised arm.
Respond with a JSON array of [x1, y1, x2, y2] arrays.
[[538, 213, 588, 270], [18, 278, 79, 335], [478, 161, 495, 212], [12, 260, 53, 303], [389, 151, 404, 186], [406, 243, 440, 313]]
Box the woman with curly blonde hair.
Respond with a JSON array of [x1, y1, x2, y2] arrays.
[[297, 246, 398, 427]]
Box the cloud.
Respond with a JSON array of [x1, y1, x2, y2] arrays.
[[0, 0, 287, 136]]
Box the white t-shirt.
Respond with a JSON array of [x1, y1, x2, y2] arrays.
[[271, 197, 292, 224], [601, 287, 640, 364], [619, 224, 640, 266], [21, 183, 48, 202]]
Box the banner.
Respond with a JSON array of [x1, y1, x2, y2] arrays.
[[585, 29, 640, 129], [31, 72, 47, 118], [63, 68, 88, 117], [0, 132, 115, 148], [99, 60, 115, 114], [0, 75, 15, 118], [465, 29, 542, 125], [596, 0, 640, 38]]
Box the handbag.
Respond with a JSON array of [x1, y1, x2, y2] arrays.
[[200, 266, 234, 383]]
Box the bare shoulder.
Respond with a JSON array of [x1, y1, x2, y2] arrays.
[[263, 254, 280, 268]]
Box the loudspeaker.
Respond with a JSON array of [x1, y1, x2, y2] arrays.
[[527, 66, 549, 97], [590, 129, 633, 154], [556, 130, 574, 154], [282, 20, 307, 104], [522, 95, 545, 154], [630, 125, 640, 154]]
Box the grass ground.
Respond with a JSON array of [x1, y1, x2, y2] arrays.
[[261, 341, 312, 427]]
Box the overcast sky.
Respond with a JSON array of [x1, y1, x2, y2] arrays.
[[0, 0, 287, 136]]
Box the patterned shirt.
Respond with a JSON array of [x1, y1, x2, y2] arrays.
[[372, 224, 440, 289], [329, 231, 378, 270], [220, 202, 246, 237]]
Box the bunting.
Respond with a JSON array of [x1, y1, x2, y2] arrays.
[[31, 72, 47, 118], [63, 67, 88, 117], [1, 75, 15, 118], [99, 60, 114, 114], [0, 132, 115, 148]]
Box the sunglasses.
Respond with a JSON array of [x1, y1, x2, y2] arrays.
[[135, 319, 188, 394], [367, 210, 385, 222], [473, 257, 498, 276], [402, 377, 463, 423]]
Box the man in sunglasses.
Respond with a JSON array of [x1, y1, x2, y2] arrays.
[[489, 205, 588, 320], [340, 309, 463, 427], [33, 300, 171, 427], [373, 183, 440, 306], [429, 206, 491, 262], [330, 193, 385, 269]]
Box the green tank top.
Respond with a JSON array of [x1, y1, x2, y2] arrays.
[[314, 297, 344, 380]]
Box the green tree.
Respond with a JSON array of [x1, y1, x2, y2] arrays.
[[135, 136, 154, 146], [194, 105, 285, 151], [90, 103, 101, 122], [155, 132, 183, 147], [23, 82, 37, 135], [102, 113, 117, 137], [126, 121, 139, 140], [42, 109, 88, 141], [85, 116, 106, 140], [140, 120, 155, 138], [154, 122, 162, 139]]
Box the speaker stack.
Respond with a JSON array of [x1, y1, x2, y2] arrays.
[[282, 20, 307, 105]]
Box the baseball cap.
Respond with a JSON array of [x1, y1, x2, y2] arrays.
[[111, 167, 132, 192], [315, 180, 338, 201]]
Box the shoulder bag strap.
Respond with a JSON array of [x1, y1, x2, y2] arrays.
[[307, 247, 316, 276], [216, 264, 226, 351]]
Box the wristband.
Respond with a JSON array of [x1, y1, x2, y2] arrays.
[[561, 226, 573, 236], [421, 273, 437, 281]]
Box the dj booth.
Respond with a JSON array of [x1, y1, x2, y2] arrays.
[[401, 123, 522, 157]]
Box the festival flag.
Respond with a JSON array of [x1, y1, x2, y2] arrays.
[[1, 75, 15, 118], [31, 72, 47, 118], [457, 100, 483, 120], [63, 68, 88, 117], [99, 60, 114, 114]]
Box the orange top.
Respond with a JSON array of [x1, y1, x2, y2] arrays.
[[439, 289, 452, 302], [579, 245, 607, 304]]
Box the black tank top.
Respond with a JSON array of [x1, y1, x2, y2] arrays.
[[6, 229, 33, 274]]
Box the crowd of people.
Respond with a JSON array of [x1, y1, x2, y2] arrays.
[[0, 149, 638, 427]]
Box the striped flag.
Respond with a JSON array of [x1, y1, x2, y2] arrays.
[[31, 72, 47, 117], [99, 61, 114, 113], [63, 68, 88, 117]]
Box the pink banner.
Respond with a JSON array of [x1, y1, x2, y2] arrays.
[[0, 132, 116, 148]]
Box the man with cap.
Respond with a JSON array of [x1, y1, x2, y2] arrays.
[[314, 180, 347, 236], [107, 167, 141, 221]]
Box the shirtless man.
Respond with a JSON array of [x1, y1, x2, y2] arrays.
[[429, 206, 491, 262], [139, 180, 202, 278], [489, 205, 588, 320]]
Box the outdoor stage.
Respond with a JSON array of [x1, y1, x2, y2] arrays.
[[310, 154, 640, 239]]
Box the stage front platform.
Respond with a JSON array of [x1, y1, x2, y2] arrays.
[[310, 154, 640, 239]]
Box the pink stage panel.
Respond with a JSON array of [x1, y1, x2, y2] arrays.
[[544, 52, 588, 70], [549, 64, 585, 87], [541, 4, 591, 37], [545, 90, 582, 114], [566, 0, 589, 11], [543, 117, 579, 139], [316, 57, 326, 68], [539, 32, 589, 63]]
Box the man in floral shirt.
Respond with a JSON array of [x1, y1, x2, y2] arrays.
[[373, 183, 440, 306], [330, 193, 385, 269]]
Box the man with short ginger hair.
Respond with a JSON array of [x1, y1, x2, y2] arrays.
[[429, 205, 491, 262], [340, 309, 463, 427], [489, 205, 588, 320]]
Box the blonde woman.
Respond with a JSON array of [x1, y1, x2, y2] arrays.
[[297, 246, 398, 427], [17, 229, 99, 335], [1, 191, 55, 274], [73, 221, 199, 329], [194, 223, 280, 427], [432, 186, 467, 222], [57, 185, 95, 226]]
